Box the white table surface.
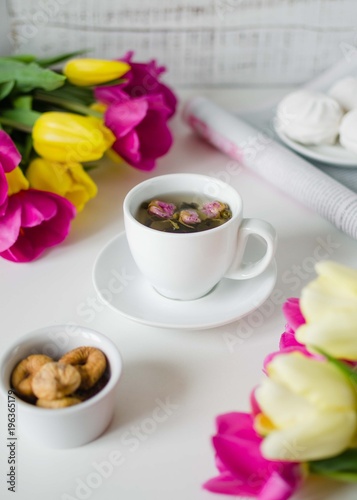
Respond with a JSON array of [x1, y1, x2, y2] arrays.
[[1, 87, 357, 500]]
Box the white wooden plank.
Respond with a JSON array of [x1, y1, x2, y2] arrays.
[[5, 0, 357, 86]]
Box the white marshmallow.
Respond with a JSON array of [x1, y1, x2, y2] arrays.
[[339, 109, 357, 155], [276, 89, 343, 145], [329, 76, 357, 112]]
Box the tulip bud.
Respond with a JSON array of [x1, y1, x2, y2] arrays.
[[32, 112, 115, 163], [63, 58, 130, 86], [27, 158, 97, 212], [6, 167, 29, 195]]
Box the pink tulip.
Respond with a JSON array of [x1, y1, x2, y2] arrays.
[[280, 298, 306, 350], [100, 90, 173, 171], [0, 189, 75, 262], [0, 130, 21, 215], [264, 299, 310, 370], [203, 412, 303, 499], [116, 51, 177, 117]]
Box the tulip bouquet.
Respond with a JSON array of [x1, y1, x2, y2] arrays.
[[0, 52, 177, 262], [204, 260, 357, 499]]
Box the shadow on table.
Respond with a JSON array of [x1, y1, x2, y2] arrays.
[[105, 358, 187, 434]]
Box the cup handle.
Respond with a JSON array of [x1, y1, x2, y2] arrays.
[[224, 218, 277, 280]]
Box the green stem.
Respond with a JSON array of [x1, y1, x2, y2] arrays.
[[0, 116, 32, 133], [33, 92, 102, 118]]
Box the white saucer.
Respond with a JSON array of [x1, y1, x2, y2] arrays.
[[275, 126, 357, 167], [92, 232, 277, 330]]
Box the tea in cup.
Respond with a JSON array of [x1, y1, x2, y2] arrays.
[[123, 173, 277, 300]]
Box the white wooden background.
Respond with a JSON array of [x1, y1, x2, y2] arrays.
[[1, 0, 357, 87]]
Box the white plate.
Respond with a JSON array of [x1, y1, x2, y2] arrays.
[[92, 232, 277, 330], [275, 126, 357, 167]]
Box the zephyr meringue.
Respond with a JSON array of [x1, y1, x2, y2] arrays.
[[329, 76, 357, 112], [339, 109, 357, 155], [276, 89, 343, 145]]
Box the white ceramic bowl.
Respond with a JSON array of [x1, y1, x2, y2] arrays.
[[0, 325, 122, 448]]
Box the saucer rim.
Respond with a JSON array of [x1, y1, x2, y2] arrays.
[[92, 232, 278, 330], [274, 125, 357, 167]]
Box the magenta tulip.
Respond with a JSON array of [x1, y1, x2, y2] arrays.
[[0, 189, 75, 262], [100, 90, 173, 171], [0, 130, 21, 215], [119, 51, 177, 117], [203, 412, 303, 499]]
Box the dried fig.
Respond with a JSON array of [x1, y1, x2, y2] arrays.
[[11, 354, 53, 398], [59, 346, 107, 390], [36, 396, 82, 408], [32, 362, 81, 400]]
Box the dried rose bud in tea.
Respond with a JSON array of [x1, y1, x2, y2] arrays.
[[179, 209, 201, 227], [147, 200, 176, 219], [202, 201, 230, 219], [136, 195, 232, 233]]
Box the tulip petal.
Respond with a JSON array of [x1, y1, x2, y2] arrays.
[[261, 410, 357, 461], [0, 130, 21, 172], [213, 434, 269, 483], [27, 158, 70, 194], [256, 378, 315, 429], [282, 298, 305, 331], [216, 412, 256, 438], [296, 311, 357, 360], [27, 159, 97, 212], [203, 470, 251, 495], [33, 112, 114, 163], [0, 168, 9, 209], [0, 191, 75, 262], [279, 331, 304, 350], [0, 196, 21, 251], [113, 130, 141, 164], [204, 412, 303, 498], [64, 59, 130, 86], [136, 109, 173, 157], [268, 353, 357, 410], [19, 190, 58, 227], [116, 53, 177, 117], [300, 261, 357, 323], [6, 167, 30, 195], [315, 260, 357, 291], [94, 86, 130, 105], [259, 470, 301, 500], [125, 156, 156, 171], [105, 99, 148, 138]]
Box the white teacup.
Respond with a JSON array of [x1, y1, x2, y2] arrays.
[[123, 173, 277, 301]]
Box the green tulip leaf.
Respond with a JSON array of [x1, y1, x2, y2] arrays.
[[1, 55, 37, 63], [20, 134, 34, 167], [309, 449, 357, 482], [13, 95, 33, 110], [2, 108, 41, 128], [314, 347, 357, 389], [0, 81, 15, 100], [0, 60, 65, 92], [36, 49, 90, 68], [36, 82, 95, 106]]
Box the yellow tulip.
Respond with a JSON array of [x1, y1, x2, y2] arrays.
[[6, 167, 29, 195], [297, 261, 357, 359], [255, 352, 357, 462], [32, 112, 115, 163], [63, 58, 130, 86], [27, 158, 97, 212]]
